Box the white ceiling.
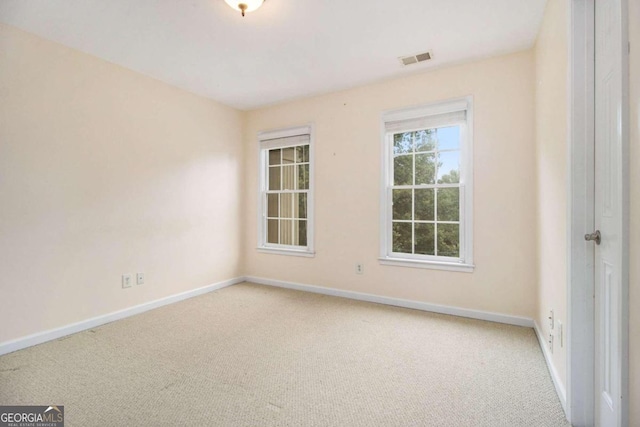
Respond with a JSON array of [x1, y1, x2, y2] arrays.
[[0, 0, 547, 110]]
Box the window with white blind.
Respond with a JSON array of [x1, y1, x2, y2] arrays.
[[258, 125, 314, 256], [379, 97, 474, 272]]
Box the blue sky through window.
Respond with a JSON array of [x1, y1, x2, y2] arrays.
[[436, 126, 460, 182]]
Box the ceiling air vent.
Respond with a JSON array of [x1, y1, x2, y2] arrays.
[[399, 51, 432, 66]]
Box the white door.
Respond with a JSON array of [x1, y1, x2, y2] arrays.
[[594, 0, 627, 425]]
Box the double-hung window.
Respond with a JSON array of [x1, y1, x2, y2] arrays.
[[258, 125, 314, 256], [380, 97, 473, 272]]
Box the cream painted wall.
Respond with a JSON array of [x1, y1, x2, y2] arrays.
[[628, 0, 639, 424], [534, 0, 569, 396], [0, 24, 244, 343], [243, 51, 538, 318]]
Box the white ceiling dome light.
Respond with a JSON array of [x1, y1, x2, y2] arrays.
[[224, 0, 265, 17]]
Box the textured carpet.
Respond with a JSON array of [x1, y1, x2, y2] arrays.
[[0, 282, 569, 426]]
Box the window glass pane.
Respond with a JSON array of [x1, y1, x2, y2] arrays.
[[280, 193, 293, 219], [437, 188, 460, 221], [268, 167, 281, 191], [267, 219, 279, 243], [437, 224, 460, 257], [297, 164, 309, 190], [415, 223, 435, 255], [297, 220, 307, 246], [280, 219, 293, 245], [269, 149, 281, 166], [437, 151, 460, 183], [282, 147, 295, 164], [393, 155, 413, 186], [392, 189, 412, 220], [383, 111, 468, 262], [262, 141, 311, 250], [267, 194, 279, 217], [296, 145, 309, 163], [436, 126, 460, 151], [282, 165, 295, 190], [415, 188, 435, 221], [415, 129, 436, 152], [392, 222, 412, 254], [393, 132, 413, 155], [296, 193, 307, 219], [415, 153, 436, 185]]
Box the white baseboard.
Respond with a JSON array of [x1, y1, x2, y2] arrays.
[[534, 321, 568, 416], [243, 276, 535, 328], [0, 277, 243, 356]]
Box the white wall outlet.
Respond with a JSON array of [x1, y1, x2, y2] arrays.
[[548, 333, 554, 353], [136, 273, 144, 285], [548, 309, 554, 330], [355, 263, 364, 275], [122, 274, 132, 289], [558, 321, 563, 348]]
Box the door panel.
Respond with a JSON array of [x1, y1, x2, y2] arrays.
[[594, 0, 624, 425]]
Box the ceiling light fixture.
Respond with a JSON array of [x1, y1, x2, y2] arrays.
[[224, 0, 264, 17]]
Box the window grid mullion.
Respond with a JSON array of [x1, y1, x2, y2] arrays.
[[266, 190, 309, 194], [281, 148, 287, 243], [434, 188, 438, 257], [265, 151, 271, 246], [389, 130, 462, 259], [389, 138, 394, 254], [434, 128, 439, 257], [411, 132, 416, 254], [276, 152, 281, 241], [276, 191, 282, 245], [459, 187, 464, 261], [280, 149, 284, 192], [391, 183, 459, 190], [391, 219, 459, 224]]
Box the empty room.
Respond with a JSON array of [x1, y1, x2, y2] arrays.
[[0, 0, 637, 426]]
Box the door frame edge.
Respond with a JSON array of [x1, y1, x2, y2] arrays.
[[567, 0, 595, 425], [619, 0, 631, 425]]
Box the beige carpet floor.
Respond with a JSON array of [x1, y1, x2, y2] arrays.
[[0, 282, 569, 426]]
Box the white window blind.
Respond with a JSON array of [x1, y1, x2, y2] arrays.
[[385, 110, 467, 133], [261, 134, 310, 150]]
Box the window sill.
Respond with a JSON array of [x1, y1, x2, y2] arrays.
[[378, 257, 474, 273], [257, 247, 315, 258]]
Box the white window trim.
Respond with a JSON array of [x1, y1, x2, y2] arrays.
[[256, 124, 315, 256], [379, 97, 474, 272]]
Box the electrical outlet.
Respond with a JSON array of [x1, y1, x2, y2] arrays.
[[558, 321, 563, 348], [548, 309, 554, 330], [548, 333, 554, 353], [355, 263, 363, 275], [122, 274, 132, 289], [136, 273, 145, 285]]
